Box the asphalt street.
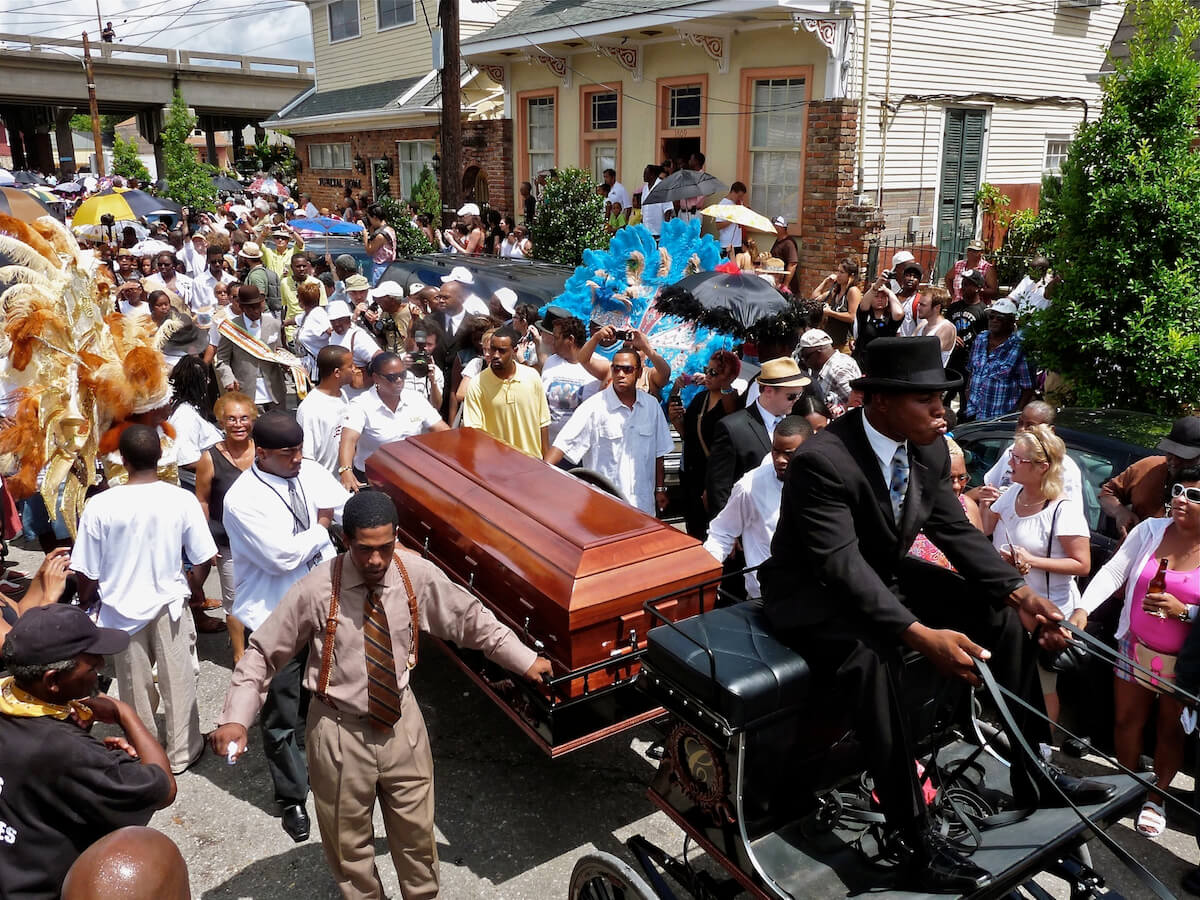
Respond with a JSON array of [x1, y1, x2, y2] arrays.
[[6, 537, 1200, 899]]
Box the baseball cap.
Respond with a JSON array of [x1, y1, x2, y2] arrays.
[[961, 268, 985, 287], [456, 202, 481, 217], [967, 239, 986, 252], [326, 300, 352, 320], [891, 250, 915, 267], [771, 215, 788, 228], [441, 266, 475, 286], [989, 298, 1018, 317], [371, 281, 406, 300], [344, 274, 370, 291], [408, 282, 427, 296], [3, 605, 129, 667], [494, 287, 518, 315], [1157, 416, 1200, 459], [798, 329, 833, 349]]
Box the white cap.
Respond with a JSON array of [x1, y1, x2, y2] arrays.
[[891, 250, 915, 267], [989, 297, 1019, 316], [441, 266, 475, 286], [408, 281, 427, 296], [326, 300, 352, 320], [494, 287, 518, 315], [457, 202, 480, 217], [371, 280, 406, 300], [798, 329, 833, 349]]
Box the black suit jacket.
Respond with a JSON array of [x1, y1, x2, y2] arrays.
[[706, 403, 771, 516], [761, 408, 1023, 634]]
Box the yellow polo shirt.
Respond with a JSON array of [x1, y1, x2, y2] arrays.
[[462, 364, 551, 458]]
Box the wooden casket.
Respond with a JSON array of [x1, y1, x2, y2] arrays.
[[366, 429, 721, 755]]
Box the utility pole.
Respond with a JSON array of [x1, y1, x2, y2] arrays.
[[438, 0, 461, 216], [95, 0, 103, 34], [82, 32, 106, 176]]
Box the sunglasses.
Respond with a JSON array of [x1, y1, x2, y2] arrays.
[[950, 473, 970, 484], [784, 392, 804, 401], [377, 371, 407, 383], [611, 364, 637, 374], [1011, 454, 1043, 466], [1172, 483, 1200, 504]]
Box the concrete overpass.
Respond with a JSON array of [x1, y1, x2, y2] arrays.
[[0, 32, 313, 175]]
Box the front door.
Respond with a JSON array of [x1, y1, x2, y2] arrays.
[[936, 108, 986, 275]]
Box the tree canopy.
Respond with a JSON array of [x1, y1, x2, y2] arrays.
[[160, 89, 216, 211]]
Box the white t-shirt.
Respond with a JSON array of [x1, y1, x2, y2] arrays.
[[716, 196, 742, 249], [296, 306, 333, 377], [640, 180, 669, 236], [541, 354, 601, 442], [990, 484, 1089, 614], [342, 386, 442, 471], [296, 388, 348, 473], [401, 362, 445, 403], [552, 386, 673, 514], [984, 444, 1084, 503], [168, 402, 222, 467], [72, 481, 217, 633], [607, 181, 631, 212]]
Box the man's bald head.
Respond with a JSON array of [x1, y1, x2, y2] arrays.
[[1018, 400, 1056, 432], [61, 827, 190, 900]]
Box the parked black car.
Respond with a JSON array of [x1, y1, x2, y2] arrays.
[[379, 254, 574, 309]]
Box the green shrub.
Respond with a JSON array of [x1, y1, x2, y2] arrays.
[[111, 134, 150, 183], [530, 168, 609, 265], [376, 195, 434, 255], [1024, 0, 1200, 415], [160, 89, 216, 212], [411, 166, 441, 221]]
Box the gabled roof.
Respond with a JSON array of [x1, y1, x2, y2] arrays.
[[1098, 2, 1200, 74], [462, 0, 729, 46], [266, 76, 426, 124]]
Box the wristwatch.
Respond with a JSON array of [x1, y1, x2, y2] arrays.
[[337, 465, 354, 475]]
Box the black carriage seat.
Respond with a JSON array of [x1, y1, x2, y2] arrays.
[[644, 600, 809, 731]]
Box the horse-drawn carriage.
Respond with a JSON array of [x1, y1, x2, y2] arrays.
[[367, 431, 1148, 899]]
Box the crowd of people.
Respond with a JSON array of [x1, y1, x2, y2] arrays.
[[7, 166, 1200, 898]]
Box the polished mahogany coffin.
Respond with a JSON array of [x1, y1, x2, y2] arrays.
[[366, 428, 721, 755]]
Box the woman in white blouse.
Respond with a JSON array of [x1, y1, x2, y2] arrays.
[[981, 424, 1090, 740]]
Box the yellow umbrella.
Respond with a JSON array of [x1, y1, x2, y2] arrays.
[[700, 203, 775, 234], [71, 187, 181, 227]]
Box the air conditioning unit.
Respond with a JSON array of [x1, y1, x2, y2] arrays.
[[1059, 0, 1101, 9]]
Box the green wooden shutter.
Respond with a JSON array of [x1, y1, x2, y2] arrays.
[[936, 108, 986, 264]]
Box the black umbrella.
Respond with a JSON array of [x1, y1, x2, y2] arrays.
[[12, 170, 49, 186], [642, 169, 727, 205], [657, 270, 797, 339], [211, 174, 243, 192]]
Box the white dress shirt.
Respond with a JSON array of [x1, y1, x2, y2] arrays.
[[222, 460, 350, 631], [754, 400, 785, 441], [862, 411, 908, 490], [607, 181, 631, 212], [703, 454, 782, 597], [194, 269, 235, 314], [242, 317, 272, 405], [552, 385, 673, 514], [716, 196, 742, 249], [342, 386, 442, 471], [640, 179, 669, 236]]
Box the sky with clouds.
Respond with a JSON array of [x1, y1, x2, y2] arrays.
[[0, 0, 315, 60]]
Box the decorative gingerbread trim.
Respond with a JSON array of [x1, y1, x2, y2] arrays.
[[802, 18, 840, 52], [592, 43, 642, 81], [676, 31, 727, 74], [527, 53, 570, 88], [481, 64, 505, 86]]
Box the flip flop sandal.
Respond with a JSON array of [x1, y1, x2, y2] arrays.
[[1136, 800, 1166, 838], [200, 596, 223, 610]]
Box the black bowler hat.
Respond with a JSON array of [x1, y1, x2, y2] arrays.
[[3, 605, 129, 667], [850, 337, 963, 393]]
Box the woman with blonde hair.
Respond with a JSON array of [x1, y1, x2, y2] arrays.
[[194, 392, 257, 662], [981, 423, 1090, 741]]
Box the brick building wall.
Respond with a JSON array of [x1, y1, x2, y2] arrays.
[[798, 100, 885, 297], [294, 119, 513, 219]]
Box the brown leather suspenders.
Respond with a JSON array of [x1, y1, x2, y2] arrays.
[[315, 552, 420, 708]]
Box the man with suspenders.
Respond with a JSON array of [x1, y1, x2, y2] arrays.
[[212, 491, 551, 900]]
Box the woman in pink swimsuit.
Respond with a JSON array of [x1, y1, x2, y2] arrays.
[[1075, 466, 1200, 838]]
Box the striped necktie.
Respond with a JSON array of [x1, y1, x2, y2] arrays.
[[363, 586, 402, 731], [889, 446, 910, 526]]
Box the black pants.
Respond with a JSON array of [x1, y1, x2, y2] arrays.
[[258, 643, 311, 806], [776, 562, 1048, 831]]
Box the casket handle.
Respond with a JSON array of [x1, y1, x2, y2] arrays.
[[523, 616, 545, 652]]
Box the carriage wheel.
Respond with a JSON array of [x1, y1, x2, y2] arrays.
[[568, 852, 657, 900]]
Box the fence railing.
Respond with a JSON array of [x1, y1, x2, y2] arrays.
[[865, 230, 961, 285]]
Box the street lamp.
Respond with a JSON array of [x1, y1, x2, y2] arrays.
[[431, 152, 440, 176]]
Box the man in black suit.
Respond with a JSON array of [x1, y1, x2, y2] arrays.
[[761, 337, 1115, 894], [706, 357, 810, 517]]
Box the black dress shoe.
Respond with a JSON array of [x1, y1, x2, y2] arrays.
[[1043, 767, 1117, 806], [893, 830, 991, 894], [281, 803, 310, 842], [1182, 865, 1200, 896]]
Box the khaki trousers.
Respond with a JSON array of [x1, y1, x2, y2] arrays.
[[112, 605, 202, 773], [307, 692, 438, 899]]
